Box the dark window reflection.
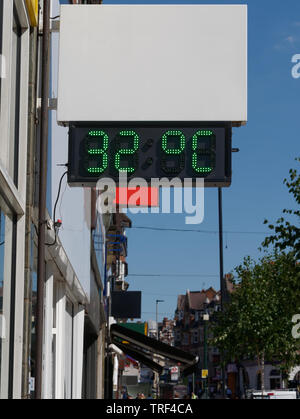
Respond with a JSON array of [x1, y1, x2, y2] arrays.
[[0, 210, 5, 383], [29, 225, 37, 398]]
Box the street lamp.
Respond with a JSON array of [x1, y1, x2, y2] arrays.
[[156, 299, 164, 340], [155, 299, 164, 399], [203, 313, 209, 399]]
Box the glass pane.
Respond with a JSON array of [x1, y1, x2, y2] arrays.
[[0, 210, 5, 388], [0, 0, 3, 102], [9, 6, 22, 185], [0, 208, 14, 398]]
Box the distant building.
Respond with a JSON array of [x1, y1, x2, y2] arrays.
[[174, 287, 223, 395], [174, 279, 300, 398], [147, 320, 157, 339], [158, 318, 175, 347]]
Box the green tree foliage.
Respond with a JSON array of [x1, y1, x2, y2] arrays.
[[212, 252, 300, 390], [262, 158, 300, 258]]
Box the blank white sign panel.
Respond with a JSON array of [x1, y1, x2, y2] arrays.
[[57, 5, 247, 123]]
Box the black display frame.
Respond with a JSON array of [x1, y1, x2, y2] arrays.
[[67, 122, 232, 187]]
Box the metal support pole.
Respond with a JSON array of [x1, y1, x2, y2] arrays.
[[155, 301, 159, 399], [156, 301, 158, 340], [105, 273, 111, 399], [203, 317, 208, 399], [218, 187, 226, 399], [155, 299, 164, 340], [35, 0, 51, 399], [155, 300, 163, 398]]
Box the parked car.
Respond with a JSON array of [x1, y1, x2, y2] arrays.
[[247, 389, 298, 399]]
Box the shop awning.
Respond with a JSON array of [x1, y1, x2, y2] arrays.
[[110, 324, 199, 374], [116, 341, 164, 374]]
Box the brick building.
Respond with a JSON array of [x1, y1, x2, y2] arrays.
[[174, 287, 222, 394], [158, 318, 175, 347]]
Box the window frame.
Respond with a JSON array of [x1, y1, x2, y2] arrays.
[[9, 4, 22, 185], [193, 330, 199, 344], [0, 207, 17, 399], [0, 1, 4, 101], [0, 0, 29, 399], [43, 274, 85, 399]]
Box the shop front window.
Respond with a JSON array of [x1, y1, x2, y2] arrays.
[[270, 370, 281, 390]]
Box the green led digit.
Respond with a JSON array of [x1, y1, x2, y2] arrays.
[[114, 130, 139, 173], [161, 130, 185, 174], [85, 130, 109, 174], [162, 130, 185, 154], [192, 130, 215, 174]]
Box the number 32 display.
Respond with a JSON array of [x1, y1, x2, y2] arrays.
[[68, 124, 232, 187]]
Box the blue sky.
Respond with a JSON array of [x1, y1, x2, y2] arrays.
[[102, 0, 300, 322]]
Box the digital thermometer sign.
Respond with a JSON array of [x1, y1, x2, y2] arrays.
[[68, 123, 232, 187]]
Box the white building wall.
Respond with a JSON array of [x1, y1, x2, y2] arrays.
[[0, 0, 30, 399], [50, 0, 91, 299], [244, 364, 283, 391]]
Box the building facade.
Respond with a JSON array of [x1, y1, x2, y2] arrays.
[[0, 0, 107, 400], [174, 283, 300, 398], [174, 287, 222, 395], [0, 0, 31, 399], [158, 318, 175, 347]]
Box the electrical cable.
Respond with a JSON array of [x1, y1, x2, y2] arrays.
[[46, 170, 68, 246], [58, 176, 68, 222], [128, 273, 219, 278], [142, 292, 181, 297], [130, 226, 271, 235], [142, 311, 175, 316]]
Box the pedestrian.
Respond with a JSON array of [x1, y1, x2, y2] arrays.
[[226, 387, 232, 399], [191, 392, 198, 399]]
